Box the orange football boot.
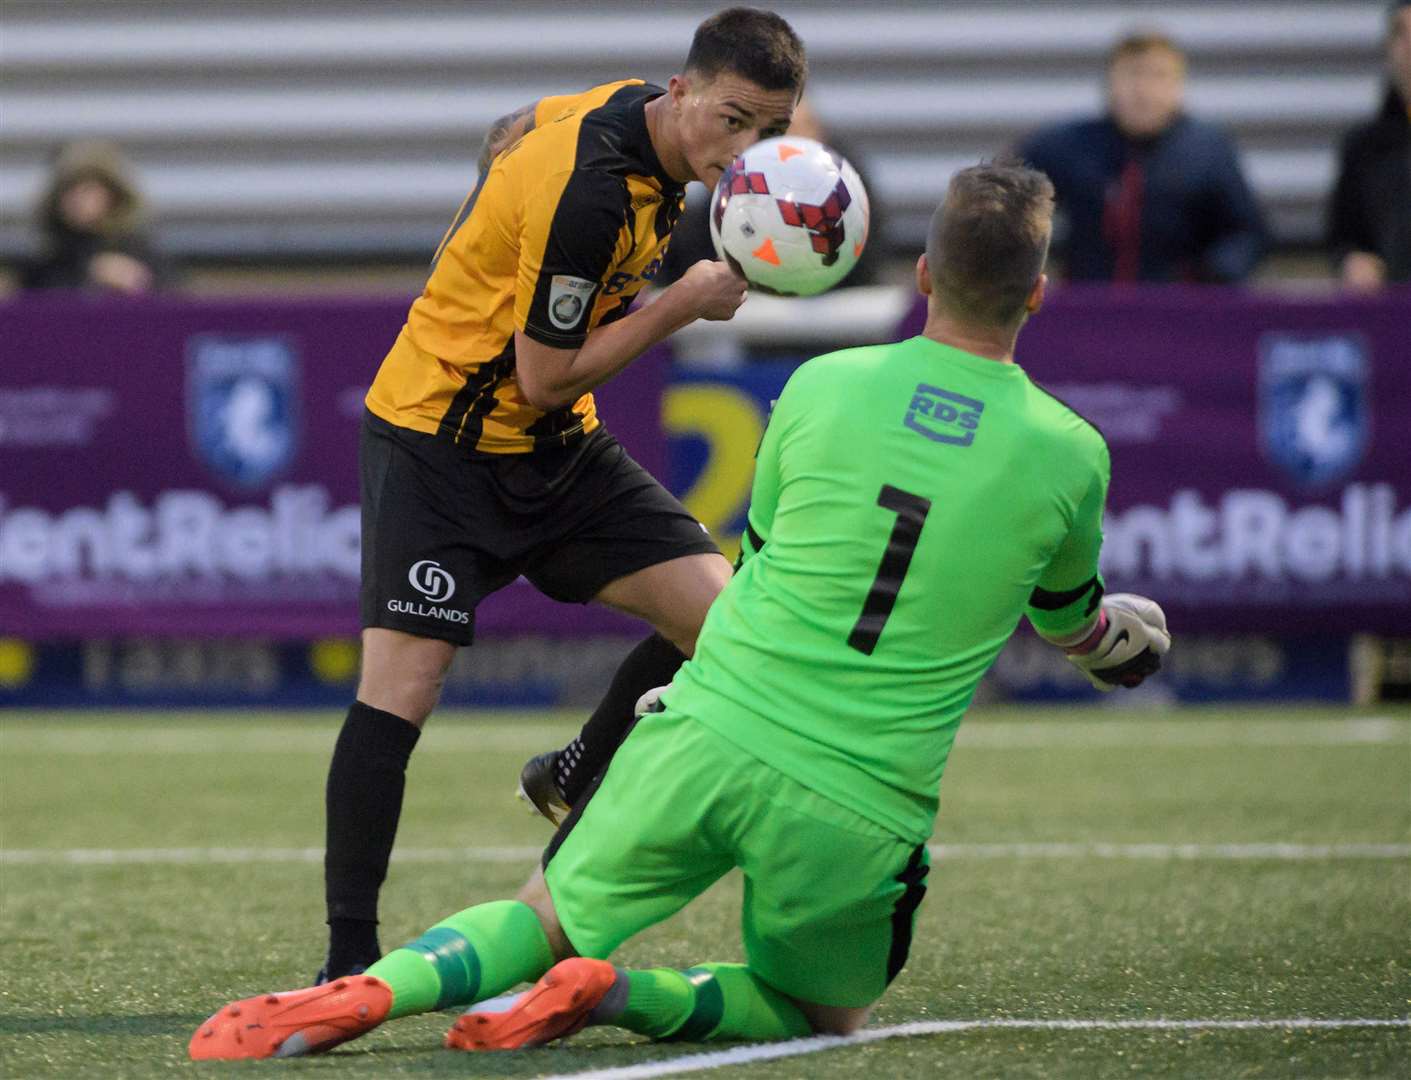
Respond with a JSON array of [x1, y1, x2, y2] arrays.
[[444, 957, 617, 1051], [188, 975, 393, 1060]]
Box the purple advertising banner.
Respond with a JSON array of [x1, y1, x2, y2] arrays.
[[0, 294, 665, 639], [902, 287, 1411, 632], [3, 289, 1409, 641]]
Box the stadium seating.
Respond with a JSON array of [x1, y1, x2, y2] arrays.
[[0, 1, 1387, 262]]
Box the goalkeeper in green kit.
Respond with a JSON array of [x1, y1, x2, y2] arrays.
[[190, 161, 1171, 1060]]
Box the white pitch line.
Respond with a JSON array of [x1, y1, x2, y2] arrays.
[[537, 1018, 1411, 1080], [928, 842, 1411, 860], [957, 717, 1409, 748], [0, 724, 573, 755], [1, 718, 1406, 755], [0, 846, 538, 865], [4, 842, 1408, 866]]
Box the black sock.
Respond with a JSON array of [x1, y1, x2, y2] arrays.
[[324, 700, 421, 962], [555, 633, 686, 804], [326, 916, 381, 975]]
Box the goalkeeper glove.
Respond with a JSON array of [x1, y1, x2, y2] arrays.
[[634, 685, 669, 717], [1065, 593, 1171, 691]]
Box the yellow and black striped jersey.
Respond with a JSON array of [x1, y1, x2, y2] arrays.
[[365, 80, 685, 454]]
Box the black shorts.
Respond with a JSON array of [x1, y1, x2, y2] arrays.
[[359, 410, 720, 646]]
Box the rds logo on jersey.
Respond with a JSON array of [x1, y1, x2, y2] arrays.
[[904, 384, 984, 446]]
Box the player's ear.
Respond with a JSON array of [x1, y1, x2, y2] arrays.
[[1026, 273, 1047, 314], [915, 254, 932, 296], [668, 74, 690, 114]]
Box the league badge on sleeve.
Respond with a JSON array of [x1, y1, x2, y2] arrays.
[[547, 275, 598, 332], [1257, 333, 1369, 490], [186, 334, 300, 490]]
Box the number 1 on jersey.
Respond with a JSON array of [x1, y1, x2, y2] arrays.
[[847, 485, 932, 655]]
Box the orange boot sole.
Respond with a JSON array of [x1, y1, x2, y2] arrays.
[[189, 975, 393, 1060], [444, 958, 616, 1051]]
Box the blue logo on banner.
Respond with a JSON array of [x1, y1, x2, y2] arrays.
[[1257, 334, 1369, 490], [186, 335, 299, 489], [904, 384, 984, 446]]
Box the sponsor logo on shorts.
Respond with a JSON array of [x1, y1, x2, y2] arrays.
[[547, 275, 597, 331], [408, 559, 456, 603], [386, 598, 470, 624], [904, 384, 984, 446], [395, 560, 466, 623]]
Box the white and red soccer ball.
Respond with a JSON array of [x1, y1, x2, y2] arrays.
[[709, 136, 870, 297]]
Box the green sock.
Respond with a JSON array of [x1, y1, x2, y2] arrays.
[[364, 900, 553, 1020], [614, 963, 812, 1042]]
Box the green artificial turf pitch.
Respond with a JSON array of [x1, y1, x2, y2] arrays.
[[1, 706, 1407, 1078]]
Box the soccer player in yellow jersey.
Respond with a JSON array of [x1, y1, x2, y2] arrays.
[[317, 9, 806, 981]]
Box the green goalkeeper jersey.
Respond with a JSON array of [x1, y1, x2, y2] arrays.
[[662, 335, 1111, 843]]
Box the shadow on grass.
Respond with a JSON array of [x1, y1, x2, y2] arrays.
[[0, 1012, 670, 1076], [0, 1012, 205, 1036], [334, 1034, 668, 1076]]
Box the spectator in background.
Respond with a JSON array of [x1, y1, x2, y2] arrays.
[[1327, 0, 1411, 289], [658, 98, 885, 288], [17, 140, 175, 294], [1018, 31, 1267, 284]]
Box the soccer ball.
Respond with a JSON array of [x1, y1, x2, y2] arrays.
[[708, 136, 870, 297]]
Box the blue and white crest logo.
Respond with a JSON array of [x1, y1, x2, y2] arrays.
[[186, 335, 299, 489], [1257, 333, 1368, 490]]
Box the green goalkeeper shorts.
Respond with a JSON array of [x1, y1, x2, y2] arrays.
[[542, 708, 930, 1008]]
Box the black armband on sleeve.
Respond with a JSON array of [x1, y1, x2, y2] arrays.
[[1029, 576, 1104, 618]]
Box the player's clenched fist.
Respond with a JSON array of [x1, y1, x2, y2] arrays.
[[678, 259, 748, 321], [1066, 593, 1171, 691]]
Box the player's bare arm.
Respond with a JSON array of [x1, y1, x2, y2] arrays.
[[478, 101, 538, 174], [516, 260, 745, 410]]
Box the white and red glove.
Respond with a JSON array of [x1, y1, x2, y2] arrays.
[[1064, 593, 1171, 691]]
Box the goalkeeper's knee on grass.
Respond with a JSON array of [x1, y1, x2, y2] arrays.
[[1052, 593, 1171, 691]]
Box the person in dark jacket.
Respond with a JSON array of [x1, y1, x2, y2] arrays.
[[1017, 31, 1267, 284], [17, 140, 175, 293], [1327, 0, 1411, 289]]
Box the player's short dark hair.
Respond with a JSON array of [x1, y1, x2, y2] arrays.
[[685, 8, 807, 93], [926, 160, 1056, 330], [1107, 30, 1186, 71]]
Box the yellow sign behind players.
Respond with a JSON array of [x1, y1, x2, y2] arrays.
[[0, 638, 36, 688], [309, 638, 360, 684], [663, 384, 766, 561]]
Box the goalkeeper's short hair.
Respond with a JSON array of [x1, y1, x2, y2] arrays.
[[926, 160, 1055, 331]]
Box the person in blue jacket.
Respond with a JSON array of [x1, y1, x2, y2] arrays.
[[1017, 31, 1267, 284]]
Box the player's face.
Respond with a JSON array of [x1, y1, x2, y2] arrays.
[[669, 71, 798, 190], [1107, 49, 1185, 138]]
